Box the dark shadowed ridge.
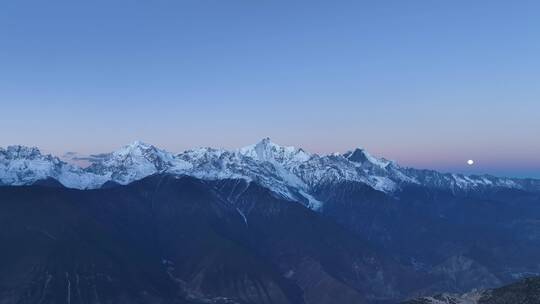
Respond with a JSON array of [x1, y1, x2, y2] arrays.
[[0, 174, 422, 304]]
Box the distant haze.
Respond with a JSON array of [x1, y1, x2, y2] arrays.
[[1, 1, 539, 178]]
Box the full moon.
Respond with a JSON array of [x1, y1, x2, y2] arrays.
[[467, 159, 474, 165]]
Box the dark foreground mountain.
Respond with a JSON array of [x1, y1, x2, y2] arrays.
[[317, 181, 540, 294], [402, 276, 540, 304], [0, 174, 421, 304]]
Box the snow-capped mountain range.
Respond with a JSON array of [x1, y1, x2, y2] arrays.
[[1, 138, 538, 209]]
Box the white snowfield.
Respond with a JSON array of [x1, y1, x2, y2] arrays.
[[1, 138, 537, 210]]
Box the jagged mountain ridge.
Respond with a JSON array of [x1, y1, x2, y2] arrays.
[[0, 145, 107, 189], [1, 138, 538, 209]]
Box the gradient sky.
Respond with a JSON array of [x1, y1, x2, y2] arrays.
[[1, 1, 539, 178]]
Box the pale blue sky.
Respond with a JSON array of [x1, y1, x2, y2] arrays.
[[1, 1, 539, 177]]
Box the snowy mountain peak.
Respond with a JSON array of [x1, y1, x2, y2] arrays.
[[116, 141, 173, 164], [116, 141, 160, 156], [259, 137, 272, 145], [344, 148, 392, 169], [85, 141, 178, 185], [240, 137, 280, 159], [1, 145, 48, 160], [343, 148, 370, 163], [239, 138, 312, 165]]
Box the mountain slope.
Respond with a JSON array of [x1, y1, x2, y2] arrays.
[[316, 180, 540, 294], [0, 174, 423, 304]]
